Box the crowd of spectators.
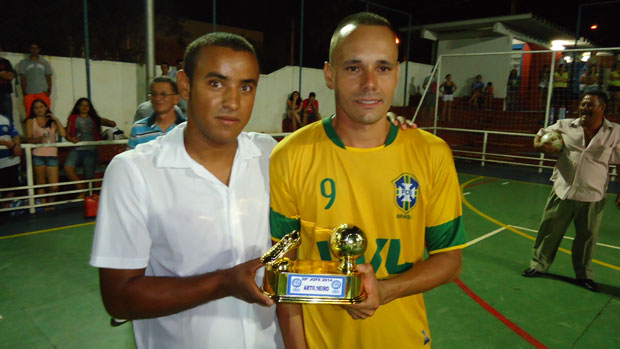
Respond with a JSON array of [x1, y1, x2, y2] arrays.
[[422, 56, 620, 120], [0, 42, 189, 213], [282, 91, 321, 132]]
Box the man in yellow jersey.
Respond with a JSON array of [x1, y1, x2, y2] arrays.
[[269, 12, 466, 348]]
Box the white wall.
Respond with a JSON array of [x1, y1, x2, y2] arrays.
[[3, 51, 432, 135], [3, 52, 145, 136], [437, 36, 513, 98], [248, 65, 335, 133], [394, 62, 434, 106]]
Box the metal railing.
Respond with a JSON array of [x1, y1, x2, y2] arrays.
[[1, 126, 617, 215], [0, 140, 127, 214]]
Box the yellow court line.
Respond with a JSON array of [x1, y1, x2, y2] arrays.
[[460, 177, 620, 272], [0, 222, 95, 240], [458, 172, 620, 199]]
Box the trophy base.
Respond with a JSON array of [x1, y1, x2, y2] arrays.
[[262, 260, 365, 304]]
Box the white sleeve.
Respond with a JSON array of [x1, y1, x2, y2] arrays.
[[90, 155, 151, 269]]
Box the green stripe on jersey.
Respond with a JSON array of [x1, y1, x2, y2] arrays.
[[322, 115, 399, 149], [322, 116, 346, 149], [425, 216, 466, 252], [270, 208, 301, 240]]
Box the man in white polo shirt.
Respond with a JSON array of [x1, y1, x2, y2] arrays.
[[522, 90, 620, 292], [90, 33, 282, 348]]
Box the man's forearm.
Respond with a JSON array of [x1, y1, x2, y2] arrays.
[[47, 75, 52, 93], [100, 269, 231, 320], [533, 135, 544, 152], [379, 249, 462, 305], [0, 71, 14, 80], [20, 75, 27, 94], [276, 303, 307, 349]]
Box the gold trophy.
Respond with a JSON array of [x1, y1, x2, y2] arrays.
[[261, 224, 367, 304]]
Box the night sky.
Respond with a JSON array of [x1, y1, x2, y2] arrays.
[[2, 0, 618, 73]]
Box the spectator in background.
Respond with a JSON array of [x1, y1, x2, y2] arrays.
[[439, 73, 457, 121], [18, 43, 53, 114], [286, 91, 302, 130], [133, 100, 184, 122], [24, 99, 65, 210], [171, 59, 188, 113], [160, 62, 170, 77], [483, 82, 494, 110], [128, 77, 185, 149], [468, 74, 484, 108], [0, 113, 21, 209], [607, 63, 620, 115], [168, 58, 184, 80], [302, 91, 321, 125], [552, 63, 570, 120], [538, 65, 550, 110], [422, 74, 437, 118], [65, 98, 116, 198], [580, 64, 599, 95], [506, 69, 519, 111], [0, 45, 16, 126]]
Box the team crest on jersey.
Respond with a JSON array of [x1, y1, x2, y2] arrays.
[[392, 173, 419, 213]]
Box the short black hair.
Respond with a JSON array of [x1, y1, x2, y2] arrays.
[[329, 12, 396, 63], [309, 92, 316, 98], [584, 89, 608, 110], [183, 32, 256, 82], [150, 76, 179, 94]]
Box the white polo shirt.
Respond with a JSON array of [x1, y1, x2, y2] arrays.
[[538, 117, 620, 202], [90, 122, 282, 349]]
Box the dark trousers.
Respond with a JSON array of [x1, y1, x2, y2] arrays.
[[0, 93, 13, 126]]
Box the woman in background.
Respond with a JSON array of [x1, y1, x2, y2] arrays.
[[506, 69, 519, 111], [65, 98, 116, 198], [439, 74, 457, 121], [24, 99, 66, 210], [286, 91, 302, 130], [580, 64, 599, 95]]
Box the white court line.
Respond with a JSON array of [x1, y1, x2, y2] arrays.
[[463, 192, 471, 196], [501, 182, 510, 185], [465, 224, 620, 250], [466, 227, 506, 246], [511, 225, 620, 250]]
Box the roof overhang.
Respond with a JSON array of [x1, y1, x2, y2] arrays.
[[403, 13, 592, 49]]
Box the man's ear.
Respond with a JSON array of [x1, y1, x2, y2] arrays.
[[178, 70, 191, 101], [323, 61, 335, 90]]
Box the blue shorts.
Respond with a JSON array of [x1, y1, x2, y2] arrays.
[[65, 149, 98, 179], [33, 155, 59, 167]]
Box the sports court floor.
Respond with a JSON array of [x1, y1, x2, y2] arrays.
[[1, 161, 618, 348]]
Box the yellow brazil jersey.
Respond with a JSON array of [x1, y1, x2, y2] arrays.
[[270, 117, 466, 348], [554, 72, 569, 88]]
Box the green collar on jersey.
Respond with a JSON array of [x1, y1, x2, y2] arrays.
[[322, 115, 399, 149]]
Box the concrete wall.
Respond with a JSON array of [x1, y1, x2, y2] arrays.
[[395, 62, 434, 105], [3, 51, 145, 136], [3, 51, 432, 135], [437, 36, 513, 98]]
